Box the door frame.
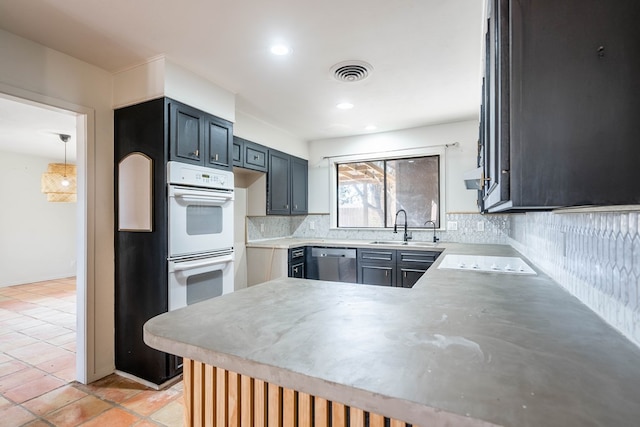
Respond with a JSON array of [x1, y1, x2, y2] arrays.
[[0, 83, 95, 384]]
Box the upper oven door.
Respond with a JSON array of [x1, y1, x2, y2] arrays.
[[168, 184, 234, 257]]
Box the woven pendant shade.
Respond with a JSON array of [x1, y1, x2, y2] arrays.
[[41, 163, 77, 202]]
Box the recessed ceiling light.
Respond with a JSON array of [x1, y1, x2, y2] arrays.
[[365, 125, 377, 131], [270, 44, 291, 55], [336, 102, 354, 110]]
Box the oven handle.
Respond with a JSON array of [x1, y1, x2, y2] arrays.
[[172, 254, 234, 272], [171, 186, 233, 199], [174, 194, 231, 205]]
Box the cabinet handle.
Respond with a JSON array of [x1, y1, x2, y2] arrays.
[[294, 204, 298, 209], [254, 155, 260, 160], [285, 204, 289, 209], [501, 170, 509, 174], [191, 149, 199, 157], [385, 270, 388, 277], [211, 153, 219, 162], [404, 272, 407, 278], [479, 171, 490, 190]]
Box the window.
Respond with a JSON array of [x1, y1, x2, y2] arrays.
[[337, 155, 440, 228]]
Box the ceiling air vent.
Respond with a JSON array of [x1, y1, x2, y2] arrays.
[[330, 60, 373, 82]]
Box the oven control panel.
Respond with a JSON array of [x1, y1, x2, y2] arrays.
[[167, 161, 234, 190]]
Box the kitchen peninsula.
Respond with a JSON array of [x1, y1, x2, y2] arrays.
[[144, 243, 640, 426]]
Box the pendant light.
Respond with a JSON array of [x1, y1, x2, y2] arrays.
[[41, 134, 77, 202], [60, 134, 70, 187]]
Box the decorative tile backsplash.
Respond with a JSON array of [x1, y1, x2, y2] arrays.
[[507, 211, 640, 348], [247, 213, 510, 244], [246, 210, 640, 348]]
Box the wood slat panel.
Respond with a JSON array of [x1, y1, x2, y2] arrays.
[[350, 407, 365, 427], [254, 379, 267, 427], [240, 375, 254, 426], [183, 359, 194, 427], [297, 392, 312, 427], [215, 368, 227, 426], [283, 388, 296, 427], [268, 382, 282, 426], [370, 413, 385, 427], [193, 361, 205, 427], [204, 364, 215, 427], [314, 397, 330, 427], [332, 402, 347, 427], [227, 371, 241, 427], [182, 360, 411, 427]]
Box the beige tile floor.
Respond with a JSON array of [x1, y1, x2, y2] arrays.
[[0, 278, 184, 427]]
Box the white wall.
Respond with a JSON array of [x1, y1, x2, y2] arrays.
[[0, 28, 114, 383], [233, 187, 248, 290], [113, 57, 236, 123], [234, 110, 308, 159], [0, 151, 76, 286], [307, 120, 480, 214]]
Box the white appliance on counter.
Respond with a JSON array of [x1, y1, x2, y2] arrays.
[[437, 254, 536, 275], [167, 161, 235, 310]]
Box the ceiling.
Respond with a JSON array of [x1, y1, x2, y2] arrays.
[[0, 96, 77, 161], [0, 0, 484, 142]]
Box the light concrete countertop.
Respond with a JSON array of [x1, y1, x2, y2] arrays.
[[144, 243, 640, 427]]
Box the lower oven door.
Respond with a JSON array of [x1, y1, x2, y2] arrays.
[[168, 185, 234, 257], [168, 252, 234, 311]]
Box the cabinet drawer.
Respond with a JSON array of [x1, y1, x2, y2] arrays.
[[397, 250, 440, 264], [358, 250, 395, 262]]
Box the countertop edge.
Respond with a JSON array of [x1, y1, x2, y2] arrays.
[[143, 320, 501, 427]]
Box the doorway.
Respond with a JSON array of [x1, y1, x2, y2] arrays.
[[0, 92, 88, 383]]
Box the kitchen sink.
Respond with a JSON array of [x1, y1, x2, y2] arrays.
[[369, 241, 439, 247]]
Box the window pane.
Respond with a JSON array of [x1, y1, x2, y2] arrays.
[[337, 162, 385, 227], [386, 156, 440, 228]]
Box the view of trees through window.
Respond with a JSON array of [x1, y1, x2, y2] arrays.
[[337, 156, 440, 228]]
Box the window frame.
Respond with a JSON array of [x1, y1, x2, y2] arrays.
[[329, 146, 446, 230]]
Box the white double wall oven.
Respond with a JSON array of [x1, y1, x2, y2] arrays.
[[167, 161, 234, 311]]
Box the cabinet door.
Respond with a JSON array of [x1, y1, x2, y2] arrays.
[[360, 264, 394, 286], [204, 116, 232, 170], [397, 268, 427, 288], [232, 137, 243, 167], [510, 0, 640, 207], [169, 102, 203, 165], [289, 262, 305, 278], [357, 249, 395, 286], [267, 150, 291, 215], [244, 141, 268, 172], [396, 250, 440, 288], [290, 156, 308, 215], [482, 0, 510, 211]]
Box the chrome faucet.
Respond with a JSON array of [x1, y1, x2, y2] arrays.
[[394, 209, 412, 242], [424, 220, 439, 243]]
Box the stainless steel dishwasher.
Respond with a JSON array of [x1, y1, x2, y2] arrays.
[[307, 247, 357, 283]]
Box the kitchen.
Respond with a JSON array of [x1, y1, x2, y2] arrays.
[[1, 0, 640, 425]]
